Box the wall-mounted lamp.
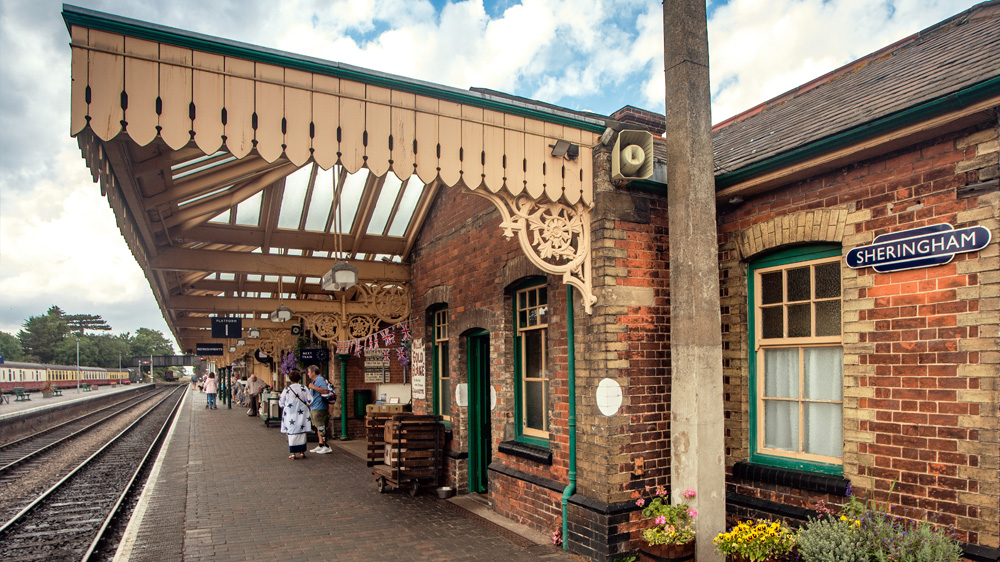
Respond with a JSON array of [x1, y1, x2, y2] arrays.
[[550, 139, 579, 160], [270, 305, 292, 323], [229, 345, 237, 352], [236, 338, 246, 346], [322, 261, 359, 291], [248, 328, 260, 338], [728, 195, 745, 205]]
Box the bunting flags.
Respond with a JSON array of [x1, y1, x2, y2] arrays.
[[335, 319, 414, 368]]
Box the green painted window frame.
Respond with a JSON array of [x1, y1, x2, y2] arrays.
[[512, 277, 549, 447], [748, 244, 844, 475], [430, 305, 450, 425]]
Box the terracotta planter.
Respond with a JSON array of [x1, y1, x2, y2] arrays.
[[639, 540, 695, 562]]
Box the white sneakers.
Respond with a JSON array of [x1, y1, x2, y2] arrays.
[[310, 445, 332, 454]]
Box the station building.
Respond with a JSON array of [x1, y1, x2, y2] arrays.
[[64, 2, 999, 560]]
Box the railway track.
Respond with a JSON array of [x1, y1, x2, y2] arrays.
[[0, 385, 185, 561], [0, 387, 159, 471]]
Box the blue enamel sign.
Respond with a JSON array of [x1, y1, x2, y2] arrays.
[[846, 224, 991, 273]]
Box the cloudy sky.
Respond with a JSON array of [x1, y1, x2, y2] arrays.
[[0, 0, 980, 349]]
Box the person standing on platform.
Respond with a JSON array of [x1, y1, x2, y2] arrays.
[[305, 365, 332, 454], [278, 369, 312, 460], [203, 373, 218, 409], [245, 374, 266, 417]]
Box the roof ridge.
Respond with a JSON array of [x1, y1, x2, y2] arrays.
[[712, 0, 1000, 131]]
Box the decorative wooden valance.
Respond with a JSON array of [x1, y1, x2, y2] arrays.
[[69, 27, 599, 206]]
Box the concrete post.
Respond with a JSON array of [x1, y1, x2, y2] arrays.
[[663, 2, 726, 560]]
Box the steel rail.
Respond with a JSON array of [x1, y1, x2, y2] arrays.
[[0, 386, 184, 536], [0, 388, 166, 474], [81, 386, 185, 561]]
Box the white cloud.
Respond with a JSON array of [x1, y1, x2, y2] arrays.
[[0, 0, 983, 347]]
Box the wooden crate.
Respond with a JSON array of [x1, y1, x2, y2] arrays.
[[366, 413, 444, 493]]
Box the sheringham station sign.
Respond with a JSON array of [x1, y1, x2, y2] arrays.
[[846, 223, 992, 273]]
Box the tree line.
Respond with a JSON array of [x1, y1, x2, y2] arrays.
[[0, 306, 174, 369]]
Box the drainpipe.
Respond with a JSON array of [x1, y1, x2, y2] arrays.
[[561, 284, 577, 551], [339, 354, 349, 440]]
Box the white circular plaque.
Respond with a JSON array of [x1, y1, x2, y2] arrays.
[[596, 378, 623, 416]]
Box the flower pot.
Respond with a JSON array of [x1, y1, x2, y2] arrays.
[[640, 540, 695, 562]]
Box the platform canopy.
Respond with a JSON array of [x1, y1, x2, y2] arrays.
[[64, 6, 605, 356]]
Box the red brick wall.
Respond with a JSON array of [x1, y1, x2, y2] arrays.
[[717, 122, 999, 548]]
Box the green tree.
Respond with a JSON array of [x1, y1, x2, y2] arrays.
[[129, 328, 175, 378], [64, 313, 113, 336], [18, 305, 70, 363], [0, 331, 26, 362], [91, 334, 132, 369], [53, 336, 100, 367]]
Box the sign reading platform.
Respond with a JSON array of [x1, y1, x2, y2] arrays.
[[196, 343, 224, 356], [846, 224, 991, 273], [211, 317, 242, 339]]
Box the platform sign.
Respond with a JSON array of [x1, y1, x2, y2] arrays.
[[846, 224, 991, 273], [196, 343, 224, 356], [211, 317, 242, 339]]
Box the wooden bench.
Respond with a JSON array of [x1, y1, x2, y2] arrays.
[[13, 387, 30, 401], [51, 388, 63, 397], [81, 383, 92, 392]]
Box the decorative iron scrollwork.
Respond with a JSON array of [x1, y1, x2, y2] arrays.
[[469, 190, 597, 313]]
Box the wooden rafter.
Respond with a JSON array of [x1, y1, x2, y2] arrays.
[[149, 247, 409, 280]]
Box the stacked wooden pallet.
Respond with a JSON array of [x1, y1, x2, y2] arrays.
[[365, 413, 443, 495]]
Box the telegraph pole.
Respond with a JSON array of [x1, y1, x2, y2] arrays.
[[664, 2, 725, 560]]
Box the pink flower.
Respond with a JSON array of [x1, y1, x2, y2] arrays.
[[687, 508, 698, 518], [655, 516, 666, 526], [684, 488, 696, 499], [636, 498, 645, 507]]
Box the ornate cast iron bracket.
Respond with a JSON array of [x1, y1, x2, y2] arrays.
[[303, 282, 412, 343], [468, 190, 597, 313]]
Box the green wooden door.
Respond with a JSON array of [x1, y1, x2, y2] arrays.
[[467, 331, 491, 493]]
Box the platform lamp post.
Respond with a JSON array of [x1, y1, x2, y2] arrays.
[[76, 337, 81, 393]]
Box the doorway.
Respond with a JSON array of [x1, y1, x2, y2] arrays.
[[466, 330, 491, 494]]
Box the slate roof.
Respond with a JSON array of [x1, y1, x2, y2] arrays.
[[712, 0, 1000, 179]]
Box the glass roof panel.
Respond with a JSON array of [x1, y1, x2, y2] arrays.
[[337, 168, 367, 233], [367, 174, 403, 235], [208, 209, 231, 224], [305, 166, 335, 232], [277, 165, 311, 229], [234, 191, 263, 226], [247, 274, 262, 281], [388, 176, 425, 236], [220, 273, 235, 281]]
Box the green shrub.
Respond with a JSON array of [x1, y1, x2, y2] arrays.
[[796, 516, 868, 562]]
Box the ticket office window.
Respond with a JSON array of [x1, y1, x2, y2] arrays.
[[749, 245, 844, 474], [514, 281, 549, 443]]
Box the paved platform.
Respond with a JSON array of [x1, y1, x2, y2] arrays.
[[0, 383, 154, 419], [116, 386, 582, 562]]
